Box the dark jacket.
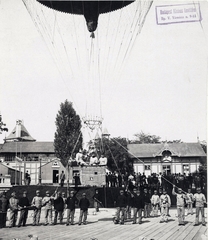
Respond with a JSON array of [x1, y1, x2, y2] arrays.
[[66, 196, 78, 210], [54, 196, 64, 211], [18, 197, 30, 208], [0, 196, 9, 212], [143, 193, 151, 204], [132, 194, 144, 209], [79, 198, 90, 211], [116, 195, 127, 208]]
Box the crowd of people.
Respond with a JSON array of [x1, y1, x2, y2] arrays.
[[105, 171, 207, 192], [0, 184, 206, 229], [114, 186, 206, 226], [0, 189, 98, 228]]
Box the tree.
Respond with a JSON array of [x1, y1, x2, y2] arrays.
[[132, 131, 161, 144], [94, 137, 133, 173], [54, 100, 83, 167], [0, 114, 8, 134]]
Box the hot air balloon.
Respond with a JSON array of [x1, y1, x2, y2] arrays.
[[22, 0, 153, 142], [37, 1, 134, 33]]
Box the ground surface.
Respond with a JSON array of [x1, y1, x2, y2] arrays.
[[0, 208, 207, 240]]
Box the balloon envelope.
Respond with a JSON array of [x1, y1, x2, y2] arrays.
[[37, 1, 134, 32]]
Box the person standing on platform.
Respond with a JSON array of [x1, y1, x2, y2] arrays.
[[31, 190, 42, 226], [114, 190, 127, 225], [53, 191, 65, 225], [193, 187, 206, 226], [62, 192, 67, 219], [78, 193, 90, 225], [132, 189, 144, 224], [66, 191, 78, 226], [186, 188, 194, 215], [17, 191, 30, 227], [172, 186, 187, 226], [93, 189, 102, 213], [143, 188, 151, 218], [42, 191, 53, 226], [60, 171, 66, 187], [9, 192, 19, 228], [0, 192, 9, 228], [151, 190, 160, 217], [159, 189, 171, 223]]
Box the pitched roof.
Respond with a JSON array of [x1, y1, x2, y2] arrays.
[[128, 143, 206, 158], [0, 142, 54, 153], [5, 121, 36, 142]]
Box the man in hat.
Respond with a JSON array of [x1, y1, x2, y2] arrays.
[[17, 191, 30, 227], [193, 187, 206, 226], [159, 189, 171, 223], [93, 189, 102, 213], [31, 190, 42, 226], [78, 193, 90, 225], [42, 190, 53, 226], [172, 185, 187, 225], [53, 191, 65, 225], [66, 191, 79, 226], [60, 171, 65, 187], [114, 190, 127, 225], [0, 191, 9, 228], [132, 189, 144, 224], [9, 192, 19, 228]]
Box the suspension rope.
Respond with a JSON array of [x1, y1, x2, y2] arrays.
[[106, 143, 121, 175], [111, 138, 144, 164], [161, 175, 188, 194]]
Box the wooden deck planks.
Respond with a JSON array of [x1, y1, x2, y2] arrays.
[[1, 208, 207, 240]]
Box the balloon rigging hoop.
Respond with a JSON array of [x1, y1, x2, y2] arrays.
[[82, 116, 103, 131]]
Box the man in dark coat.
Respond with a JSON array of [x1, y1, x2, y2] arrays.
[[93, 189, 102, 212], [17, 191, 30, 227], [114, 190, 127, 225], [132, 189, 144, 224], [0, 192, 9, 228], [78, 193, 90, 225], [143, 188, 151, 218], [66, 191, 78, 225], [53, 192, 65, 225]]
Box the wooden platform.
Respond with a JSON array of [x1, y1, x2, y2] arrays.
[[0, 208, 207, 240]]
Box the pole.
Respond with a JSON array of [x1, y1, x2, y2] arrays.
[[38, 157, 42, 185], [24, 157, 26, 185]]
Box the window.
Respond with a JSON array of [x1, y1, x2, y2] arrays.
[[145, 165, 151, 170], [183, 165, 189, 174], [94, 172, 98, 175]]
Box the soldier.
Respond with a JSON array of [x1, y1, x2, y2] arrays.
[[114, 190, 127, 225], [42, 190, 53, 226], [78, 193, 90, 225], [151, 190, 160, 217], [9, 192, 19, 228], [93, 189, 102, 213], [0, 191, 9, 228], [62, 192, 67, 219], [132, 189, 144, 224], [143, 188, 151, 218], [193, 187, 206, 226], [172, 186, 187, 226], [53, 191, 65, 225], [66, 191, 78, 226], [17, 191, 30, 227], [186, 188, 194, 215], [159, 189, 171, 223], [31, 190, 42, 226]]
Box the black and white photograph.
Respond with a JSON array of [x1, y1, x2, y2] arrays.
[[0, 0, 207, 239]]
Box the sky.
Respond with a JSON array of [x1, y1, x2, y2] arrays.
[[0, 0, 207, 144]]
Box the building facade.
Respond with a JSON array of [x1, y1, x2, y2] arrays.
[[128, 142, 206, 176]]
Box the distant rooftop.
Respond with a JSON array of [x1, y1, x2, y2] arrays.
[[5, 120, 36, 142]]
